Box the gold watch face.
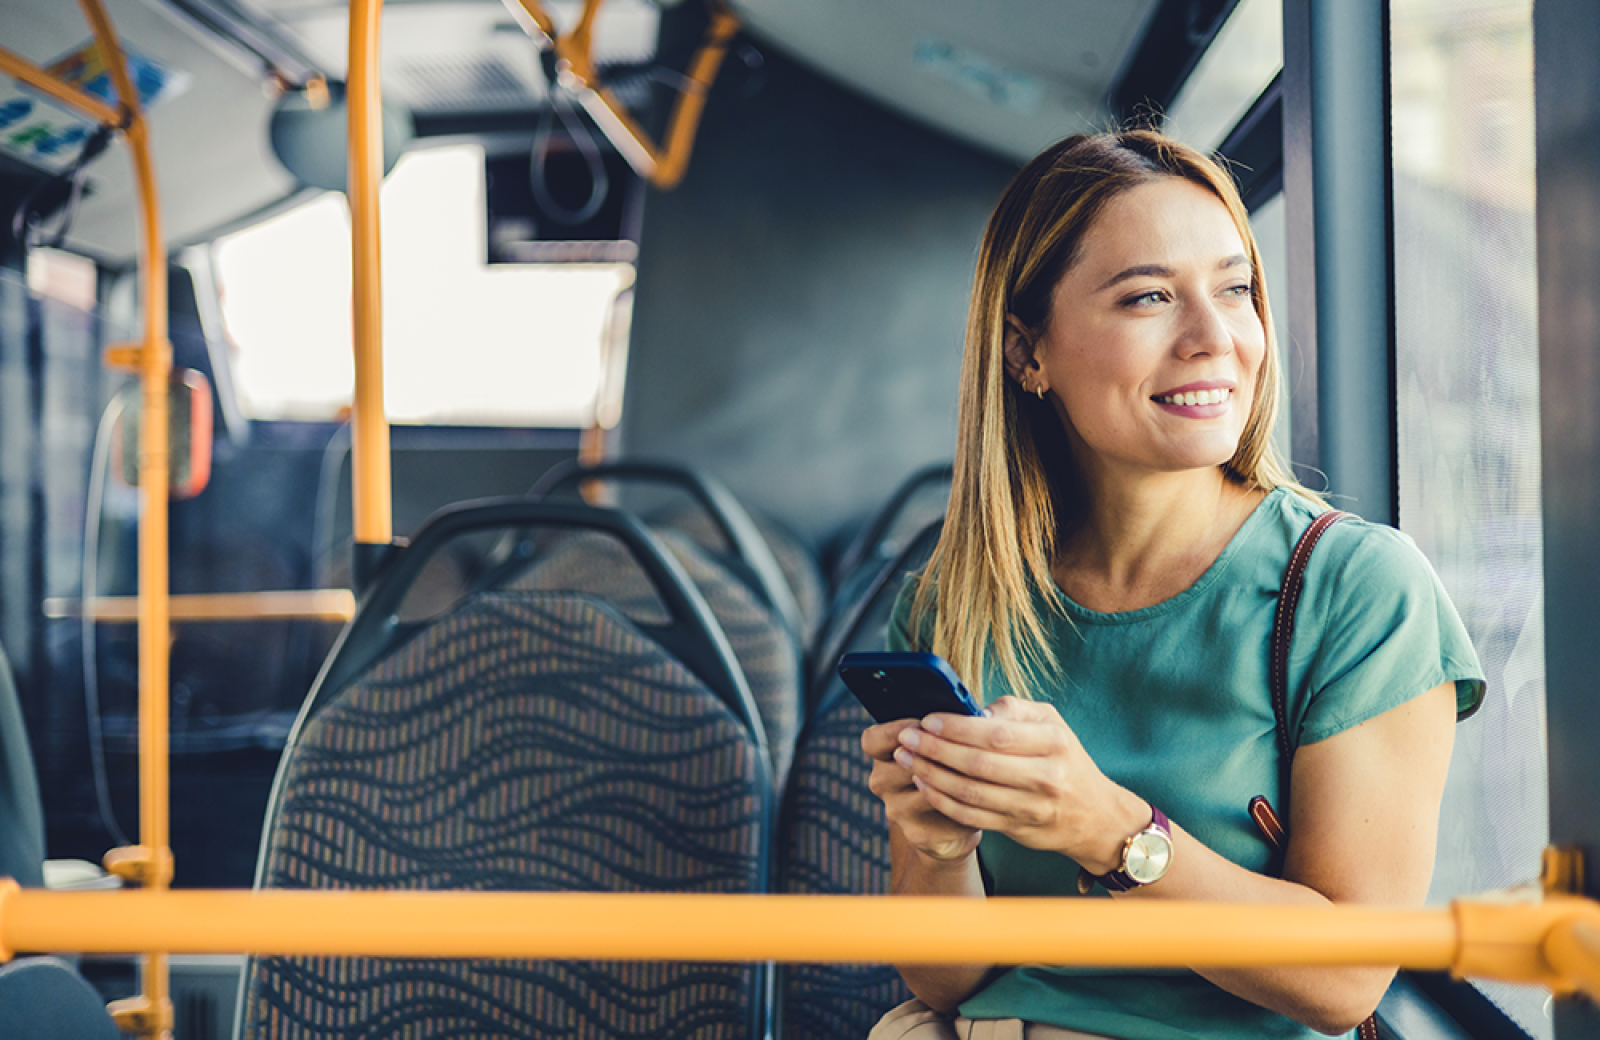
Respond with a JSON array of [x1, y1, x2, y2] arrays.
[[1124, 830, 1173, 885]]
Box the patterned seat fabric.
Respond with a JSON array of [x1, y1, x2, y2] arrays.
[[654, 504, 826, 650], [510, 529, 800, 792], [777, 523, 941, 1037], [775, 687, 910, 1038], [242, 592, 768, 1040]]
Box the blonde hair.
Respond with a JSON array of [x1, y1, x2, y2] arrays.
[[910, 129, 1319, 704]]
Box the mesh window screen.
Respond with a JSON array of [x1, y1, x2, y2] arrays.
[[1391, 2, 1549, 1035]]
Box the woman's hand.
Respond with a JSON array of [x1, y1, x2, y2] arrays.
[[863, 717, 982, 864], [891, 696, 1148, 875]]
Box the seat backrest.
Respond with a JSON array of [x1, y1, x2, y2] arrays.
[[531, 458, 808, 647], [828, 462, 952, 598], [0, 957, 121, 1040], [775, 523, 941, 1038], [511, 527, 801, 791], [656, 501, 826, 651], [240, 590, 771, 1039], [0, 642, 45, 889]]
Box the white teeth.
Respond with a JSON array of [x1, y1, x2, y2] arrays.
[[1158, 389, 1229, 406]]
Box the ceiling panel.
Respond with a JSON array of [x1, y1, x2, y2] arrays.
[[727, 0, 1160, 162], [2, 0, 1165, 259], [5, 0, 297, 261]]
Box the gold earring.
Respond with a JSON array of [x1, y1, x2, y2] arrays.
[[1035, 385, 1046, 400]]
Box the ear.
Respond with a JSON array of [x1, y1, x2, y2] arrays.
[[1002, 315, 1041, 385]]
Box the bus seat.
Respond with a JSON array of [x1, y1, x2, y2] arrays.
[[240, 501, 773, 1040], [531, 459, 808, 649], [657, 501, 827, 652], [0, 957, 122, 1040], [808, 522, 944, 719], [826, 463, 952, 613], [509, 526, 801, 792], [0, 642, 45, 889], [776, 524, 940, 1037]]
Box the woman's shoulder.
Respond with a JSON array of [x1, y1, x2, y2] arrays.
[[1275, 494, 1439, 588], [1267, 491, 1487, 724]]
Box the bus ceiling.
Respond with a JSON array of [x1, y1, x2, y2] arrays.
[[4, 0, 1241, 263]]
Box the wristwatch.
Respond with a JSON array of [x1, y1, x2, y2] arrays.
[[1080, 806, 1173, 893]]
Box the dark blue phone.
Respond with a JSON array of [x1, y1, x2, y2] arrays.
[[837, 651, 984, 724]]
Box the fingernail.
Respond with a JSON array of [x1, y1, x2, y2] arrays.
[[922, 716, 943, 734], [893, 749, 913, 769], [900, 728, 921, 749], [911, 776, 925, 791]]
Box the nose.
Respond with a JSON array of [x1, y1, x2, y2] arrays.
[[1176, 296, 1234, 359]]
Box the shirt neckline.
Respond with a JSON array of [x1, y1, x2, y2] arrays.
[[1049, 486, 1289, 626]]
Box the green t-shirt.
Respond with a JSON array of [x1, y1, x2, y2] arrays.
[[887, 487, 1486, 1040]]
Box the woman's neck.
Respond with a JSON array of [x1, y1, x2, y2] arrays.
[[1052, 467, 1263, 613]]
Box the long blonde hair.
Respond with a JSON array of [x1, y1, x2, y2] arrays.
[[911, 129, 1318, 703]]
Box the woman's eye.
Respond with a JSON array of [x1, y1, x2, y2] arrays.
[[1122, 289, 1168, 308], [1221, 283, 1255, 299]]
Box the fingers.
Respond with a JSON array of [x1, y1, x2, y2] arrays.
[[913, 705, 1077, 760], [868, 756, 981, 862], [862, 718, 920, 761]]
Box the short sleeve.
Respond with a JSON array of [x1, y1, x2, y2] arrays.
[[1293, 522, 1486, 747]]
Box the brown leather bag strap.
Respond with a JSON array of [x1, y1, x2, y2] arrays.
[[1259, 510, 1377, 1040], [1269, 509, 1351, 787]]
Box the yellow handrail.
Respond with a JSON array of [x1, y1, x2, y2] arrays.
[[348, 0, 393, 554], [60, 1, 176, 1036], [0, 48, 122, 127], [1, 886, 1598, 1000], [510, 0, 740, 190], [43, 590, 358, 624], [3, 6, 178, 1034]]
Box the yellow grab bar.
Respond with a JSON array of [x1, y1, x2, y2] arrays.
[[348, 0, 393, 555], [64, 0, 177, 1035], [510, 0, 740, 189], [44, 591, 358, 624], [0, 47, 123, 127], [7, 1, 179, 1032], [2, 886, 1598, 999]]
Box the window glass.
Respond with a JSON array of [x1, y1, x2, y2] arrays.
[[213, 144, 633, 427], [1390, 2, 1548, 1036], [1164, 0, 1282, 151]]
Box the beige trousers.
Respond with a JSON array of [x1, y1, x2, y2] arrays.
[[867, 999, 1117, 1040]]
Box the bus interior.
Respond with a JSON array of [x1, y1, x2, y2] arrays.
[[2, 0, 1599, 1037]]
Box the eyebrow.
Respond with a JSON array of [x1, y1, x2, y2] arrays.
[[1093, 253, 1252, 293]]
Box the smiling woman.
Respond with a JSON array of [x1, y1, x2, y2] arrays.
[[1007, 177, 1265, 489], [861, 130, 1486, 1040]]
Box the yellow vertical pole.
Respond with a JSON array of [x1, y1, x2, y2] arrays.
[[74, 1, 174, 1036], [348, 0, 393, 574]]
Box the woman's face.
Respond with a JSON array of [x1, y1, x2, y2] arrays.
[[1020, 177, 1265, 485]]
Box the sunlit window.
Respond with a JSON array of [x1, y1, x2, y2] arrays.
[[213, 144, 633, 427]]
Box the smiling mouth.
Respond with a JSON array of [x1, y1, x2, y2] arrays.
[[1152, 388, 1232, 406]]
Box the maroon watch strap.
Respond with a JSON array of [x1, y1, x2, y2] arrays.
[[1094, 805, 1171, 893]]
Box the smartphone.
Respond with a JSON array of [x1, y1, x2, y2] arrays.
[[837, 651, 985, 725]]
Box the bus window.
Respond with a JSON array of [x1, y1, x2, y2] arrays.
[[1391, 0, 1546, 1036], [212, 143, 634, 428], [1163, 0, 1283, 153]]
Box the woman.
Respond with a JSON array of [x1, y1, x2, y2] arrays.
[[863, 130, 1484, 1039]]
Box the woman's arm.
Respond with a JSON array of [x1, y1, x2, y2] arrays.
[[863, 717, 994, 1012], [897, 683, 1458, 1035]]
